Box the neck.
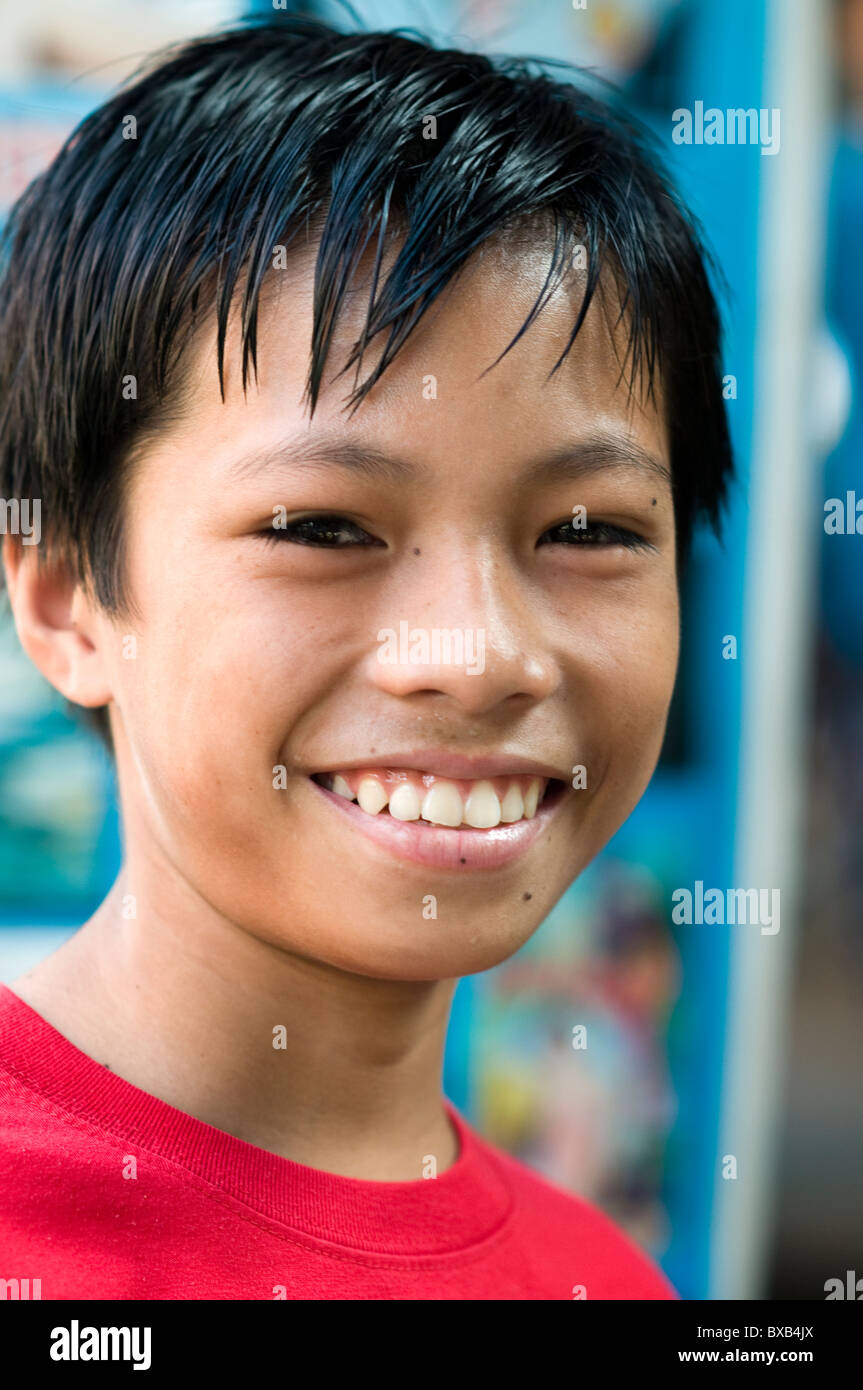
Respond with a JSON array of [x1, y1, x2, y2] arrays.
[[12, 866, 459, 1181]]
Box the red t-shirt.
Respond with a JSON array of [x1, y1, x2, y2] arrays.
[[0, 983, 676, 1300]]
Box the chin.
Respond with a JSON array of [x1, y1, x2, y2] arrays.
[[295, 910, 545, 982]]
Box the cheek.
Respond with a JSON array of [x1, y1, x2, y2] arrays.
[[110, 598, 279, 818], [110, 564, 365, 843], [621, 592, 679, 707], [574, 577, 679, 785], [613, 598, 678, 771]]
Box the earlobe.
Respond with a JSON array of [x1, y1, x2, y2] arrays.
[[2, 537, 113, 711]]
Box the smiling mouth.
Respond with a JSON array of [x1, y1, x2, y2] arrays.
[[309, 768, 565, 829]]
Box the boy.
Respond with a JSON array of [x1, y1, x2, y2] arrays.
[[0, 15, 731, 1299]]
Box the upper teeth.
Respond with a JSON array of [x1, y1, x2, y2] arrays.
[[324, 771, 546, 827]]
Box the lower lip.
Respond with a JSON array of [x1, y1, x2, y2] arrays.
[[309, 778, 566, 871]]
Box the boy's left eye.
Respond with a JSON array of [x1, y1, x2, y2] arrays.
[[538, 519, 652, 550], [259, 515, 383, 547]]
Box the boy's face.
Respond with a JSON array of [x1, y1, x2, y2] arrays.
[[64, 235, 679, 979]]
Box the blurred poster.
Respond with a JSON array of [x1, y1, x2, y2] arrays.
[[311, 0, 682, 82], [472, 858, 680, 1254]]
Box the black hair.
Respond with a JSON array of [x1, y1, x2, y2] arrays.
[[0, 13, 733, 749]]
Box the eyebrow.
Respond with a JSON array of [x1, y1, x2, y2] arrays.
[[225, 429, 671, 488]]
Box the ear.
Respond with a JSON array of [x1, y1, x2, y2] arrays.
[[2, 535, 114, 710]]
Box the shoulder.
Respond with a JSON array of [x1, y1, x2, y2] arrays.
[[475, 1127, 678, 1300]]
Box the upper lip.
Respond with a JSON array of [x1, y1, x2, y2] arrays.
[[309, 750, 567, 781]]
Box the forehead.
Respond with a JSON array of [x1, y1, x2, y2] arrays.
[[166, 228, 668, 480]]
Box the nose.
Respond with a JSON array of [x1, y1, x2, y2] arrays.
[[366, 547, 561, 716]]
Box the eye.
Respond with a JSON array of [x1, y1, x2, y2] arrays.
[[259, 514, 383, 548], [538, 518, 653, 551]]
